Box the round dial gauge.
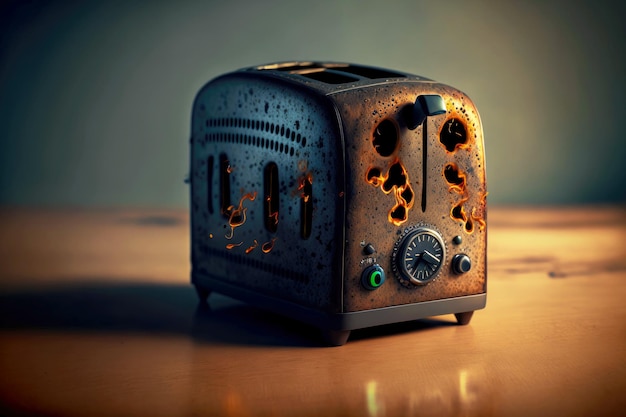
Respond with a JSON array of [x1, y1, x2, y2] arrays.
[[393, 227, 446, 286]]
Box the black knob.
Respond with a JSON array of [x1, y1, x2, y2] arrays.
[[452, 254, 471, 274], [408, 94, 447, 129], [363, 243, 376, 255]]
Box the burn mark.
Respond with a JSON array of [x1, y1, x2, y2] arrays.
[[224, 191, 257, 239], [298, 173, 313, 239], [439, 118, 468, 152], [445, 159, 484, 234], [263, 162, 279, 233], [471, 207, 486, 231], [262, 238, 278, 253], [382, 162, 406, 194], [366, 167, 383, 186], [451, 199, 468, 222], [400, 186, 413, 205], [226, 242, 243, 250], [372, 119, 398, 157], [245, 240, 259, 254], [366, 160, 414, 226], [443, 163, 467, 193], [389, 205, 407, 224], [219, 154, 231, 217], [450, 197, 485, 234]]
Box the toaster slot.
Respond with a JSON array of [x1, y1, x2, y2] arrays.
[[297, 69, 360, 85], [219, 153, 231, 217], [328, 64, 405, 80], [207, 155, 214, 214], [299, 174, 313, 239]]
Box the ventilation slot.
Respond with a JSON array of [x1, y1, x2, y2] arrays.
[[207, 155, 214, 214], [300, 175, 313, 239], [264, 162, 279, 233], [205, 118, 307, 156], [219, 154, 231, 217]]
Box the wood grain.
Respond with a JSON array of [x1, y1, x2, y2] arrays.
[[0, 206, 625, 417]]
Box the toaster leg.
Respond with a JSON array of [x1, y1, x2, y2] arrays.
[[194, 285, 211, 303], [454, 311, 474, 325], [323, 329, 351, 346]]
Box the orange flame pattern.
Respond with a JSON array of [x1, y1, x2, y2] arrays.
[[226, 242, 243, 250], [225, 191, 257, 239], [366, 159, 414, 226], [261, 238, 278, 253], [444, 163, 484, 233], [245, 239, 259, 254]]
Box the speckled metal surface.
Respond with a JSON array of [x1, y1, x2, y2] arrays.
[[190, 61, 486, 320], [333, 82, 486, 312], [190, 72, 345, 312]]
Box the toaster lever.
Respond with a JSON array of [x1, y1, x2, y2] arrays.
[[409, 94, 446, 129]]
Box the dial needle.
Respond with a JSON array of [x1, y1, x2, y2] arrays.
[[422, 250, 439, 266]]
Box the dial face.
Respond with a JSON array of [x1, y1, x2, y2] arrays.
[[395, 228, 446, 285]]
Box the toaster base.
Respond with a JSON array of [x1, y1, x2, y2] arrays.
[[193, 274, 486, 346]]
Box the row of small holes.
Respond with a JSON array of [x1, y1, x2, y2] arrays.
[[205, 246, 310, 284], [206, 118, 307, 147], [206, 132, 296, 156]]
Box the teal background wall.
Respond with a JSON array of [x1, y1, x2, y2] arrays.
[[1, 0, 625, 208]]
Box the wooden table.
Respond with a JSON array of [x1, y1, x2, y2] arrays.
[[1, 206, 625, 417]]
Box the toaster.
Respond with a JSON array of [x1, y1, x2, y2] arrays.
[[189, 61, 487, 345]]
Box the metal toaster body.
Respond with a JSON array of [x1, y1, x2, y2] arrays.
[[189, 61, 487, 345]]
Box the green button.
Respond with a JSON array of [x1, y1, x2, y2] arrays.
[[362, 265, 385, 290], [370, 271, 382, 287]]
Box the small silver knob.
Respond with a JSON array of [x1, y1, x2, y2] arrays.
[[452, 254, 471, 274]]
